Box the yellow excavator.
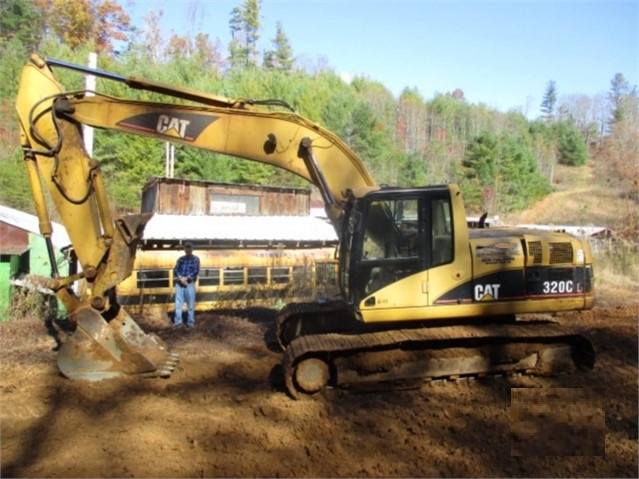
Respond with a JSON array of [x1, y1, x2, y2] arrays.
[[16, 53, 595, 396]]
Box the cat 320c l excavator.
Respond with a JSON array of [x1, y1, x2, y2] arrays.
[[16, 53, 595, 397]]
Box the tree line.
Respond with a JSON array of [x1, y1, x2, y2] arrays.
[[1, 0, 637, 216]]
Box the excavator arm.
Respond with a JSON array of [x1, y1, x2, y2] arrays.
[[14, 53, 375, 380]]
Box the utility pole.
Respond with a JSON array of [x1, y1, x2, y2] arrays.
[[165, 142, 175, 178], [83, 52, 97, 156]]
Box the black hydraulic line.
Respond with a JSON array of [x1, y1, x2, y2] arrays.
[[46, 58, 127, 82], [45, 237, 60, 278], [44, 58, 294, 111]]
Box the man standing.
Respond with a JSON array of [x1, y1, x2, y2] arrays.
[[173, 241, 200, 328]]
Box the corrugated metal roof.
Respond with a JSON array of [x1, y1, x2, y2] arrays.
[[143, 214, 338, 243], [0, 205, 71, 249], [0, 206, 337, 250]]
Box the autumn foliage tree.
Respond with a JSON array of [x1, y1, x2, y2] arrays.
[[597, 119, 639, 201], [48, 0, 131, 54]]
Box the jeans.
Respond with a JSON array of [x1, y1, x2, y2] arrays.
[[174, 282, 196, 326]]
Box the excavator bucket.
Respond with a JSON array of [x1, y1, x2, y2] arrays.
[[57, 307, 179, 380]]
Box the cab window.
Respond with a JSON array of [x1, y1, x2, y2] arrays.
[[431, 198, 453, 266]]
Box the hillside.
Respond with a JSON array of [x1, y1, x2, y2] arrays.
[[503, 163, 637, 234]]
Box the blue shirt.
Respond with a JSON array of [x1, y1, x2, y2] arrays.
[[174, 254, 200, 283]]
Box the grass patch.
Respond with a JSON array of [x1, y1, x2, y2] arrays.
[[592, 239, 639, 305]]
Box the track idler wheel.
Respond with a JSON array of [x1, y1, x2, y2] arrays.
[[293, 358, 329, 395]]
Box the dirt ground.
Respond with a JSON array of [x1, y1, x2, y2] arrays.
[[1, 285, 637, 478]]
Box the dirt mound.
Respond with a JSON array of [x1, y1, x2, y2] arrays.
[[1, 288, 637, 478]]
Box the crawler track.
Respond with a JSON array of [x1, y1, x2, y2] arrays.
[[282, 321, 595, 398]]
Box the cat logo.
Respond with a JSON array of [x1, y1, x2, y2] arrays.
[[117, 112, 218, 141], [156, 115, 190, 138], [474, 283, 501, 301]]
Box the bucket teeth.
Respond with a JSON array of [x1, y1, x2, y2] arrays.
[[141, 353, 180, 378]]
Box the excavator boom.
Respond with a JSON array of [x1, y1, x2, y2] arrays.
[[26, 55, 376, 230]]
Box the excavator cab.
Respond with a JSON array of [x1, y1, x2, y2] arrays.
[[340, 186, 454, 307]]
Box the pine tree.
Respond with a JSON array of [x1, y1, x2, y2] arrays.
[[540, 80, 557, 121], [0, 0, 44, 50], [460, 132, 550, 213], [553, 121, 588, 166], [608, 73, 638, 124], [263, 21, 293, 71], [243, 0, 261, 66], [227, 0, 261, 70]]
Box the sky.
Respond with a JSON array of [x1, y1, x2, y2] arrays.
[[124, 0, 639, 117]]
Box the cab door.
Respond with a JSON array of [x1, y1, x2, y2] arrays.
[[350, 189, 457, 323]]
